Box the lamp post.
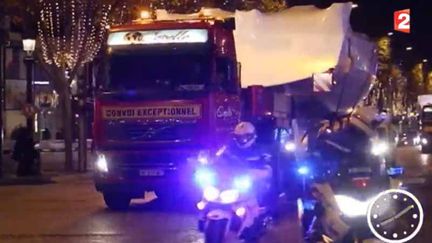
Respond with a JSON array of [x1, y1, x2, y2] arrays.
[[0, 30, 6, 177], [22, 39, 35, 131]]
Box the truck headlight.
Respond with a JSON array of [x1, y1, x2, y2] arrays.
[[96, 154, 108, 172]]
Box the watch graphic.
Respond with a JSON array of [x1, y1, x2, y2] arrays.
[[367, 189, 424, 243]]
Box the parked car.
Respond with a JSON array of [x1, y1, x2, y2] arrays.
[[35, 139, 93, 152]]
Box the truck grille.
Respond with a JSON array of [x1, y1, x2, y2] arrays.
[[110, 152, 188, 169], [126, 124, 195, 141], [105, 122, 198, 142]]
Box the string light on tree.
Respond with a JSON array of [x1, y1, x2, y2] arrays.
[[38, 0, 110, 71], [37, 0, 112, 171]]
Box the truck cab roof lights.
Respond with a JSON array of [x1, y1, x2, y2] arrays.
[[154, 8, 234, 22], [107, 29, 209, 45], [140, 10, 152, 20]]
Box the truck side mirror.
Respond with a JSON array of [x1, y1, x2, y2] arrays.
[[237, 62, 241, 84]]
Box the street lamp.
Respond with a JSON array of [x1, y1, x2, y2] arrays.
[[22, 38, 35, 131]]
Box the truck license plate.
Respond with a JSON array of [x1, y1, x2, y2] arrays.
[[139, 169, 164, 177]]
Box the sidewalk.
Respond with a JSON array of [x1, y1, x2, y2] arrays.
[[0, 171, 94, 186], [0, 174, 54, 186], [1, 151, 94, 186]]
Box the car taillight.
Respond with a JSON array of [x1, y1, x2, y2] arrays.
[[352, 177, 370, 188]]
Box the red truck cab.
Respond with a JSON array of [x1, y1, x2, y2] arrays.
[[93, 17, 241, 209]]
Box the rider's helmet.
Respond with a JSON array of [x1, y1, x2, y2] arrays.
[[233, 121, 257, 148]]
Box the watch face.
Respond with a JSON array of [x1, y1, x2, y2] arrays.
[[367, 189, 424, 243]]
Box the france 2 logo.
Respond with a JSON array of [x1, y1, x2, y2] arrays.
[[394, 9, 410, 33]]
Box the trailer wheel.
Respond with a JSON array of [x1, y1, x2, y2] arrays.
[[156, 190, 183, 209], [103, 193, 131, 210]]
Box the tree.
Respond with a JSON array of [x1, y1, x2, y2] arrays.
[[115, 0, 287, 15], [37, 0, 111, 170], [373, 37, 392, 111], [389, 64, 407, 116], [426, 71, 432, 93], [410, 63, 425, 96]]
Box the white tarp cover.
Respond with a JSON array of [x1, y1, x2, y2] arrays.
[[418, 95, 432, 107], [156, 4, 352, 87]]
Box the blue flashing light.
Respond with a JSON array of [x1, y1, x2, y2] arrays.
[[387, 166, 404, 176], [195, 168, 216, 187], [302, 199, 316, 211], [297, 166, 310, 175], [234, 176, 252, 192]]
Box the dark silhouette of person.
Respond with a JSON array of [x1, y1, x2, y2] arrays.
[[12, 127, 40, 176], [42, 128, 51, 140]]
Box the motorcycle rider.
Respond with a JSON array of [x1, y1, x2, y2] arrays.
[[217, 121, 276, 215]]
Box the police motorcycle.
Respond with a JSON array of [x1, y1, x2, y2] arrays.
[[194, 151, 273, 243], [297, 128, 403, 242]]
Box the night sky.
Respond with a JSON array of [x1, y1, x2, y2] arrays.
[[293, 0, 432, 69], [334, 0, 431, 69], [353, 0, 432, 67], [4, 0, 432, 69]]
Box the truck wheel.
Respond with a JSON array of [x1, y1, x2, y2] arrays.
[[103, 193, 131, 210], [156, 189, 190, 209]]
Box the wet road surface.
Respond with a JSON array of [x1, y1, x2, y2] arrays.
[[0, 145, 431, 243], [0, 174, 302, 243]]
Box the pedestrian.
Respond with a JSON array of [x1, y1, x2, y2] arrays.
[[12, 127, 39, 176], [42, 128, 51, 140]]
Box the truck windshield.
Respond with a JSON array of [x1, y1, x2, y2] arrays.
[[106, 52, 211, 92], [423, 111, 432, 122]]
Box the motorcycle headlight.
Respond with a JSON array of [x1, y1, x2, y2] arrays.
[[195, 168, 216, 187], [334, 195, 371, 217], [371, 141, 389, 156], [220, 189, 240, 204], [203, 186, 220, 201], [96, 154, 108, 172], [234, 176, 252, 192], [297, 166, 310, 175]]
